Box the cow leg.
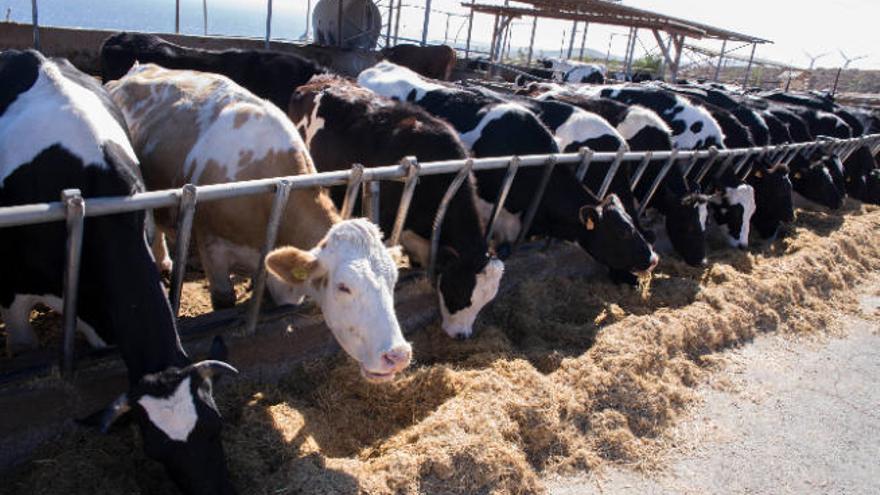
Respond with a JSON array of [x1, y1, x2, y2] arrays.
[[151, 229, 174, 276], [1, 295, 39, 355], [196, 235, 237, 310]]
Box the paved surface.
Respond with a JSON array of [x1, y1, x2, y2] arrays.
[[546, 289, 880, 495]]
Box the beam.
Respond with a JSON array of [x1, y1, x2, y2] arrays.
[[567, 21, 578, 59], [386, 0, 393, 46], [464, 0, 475, 58], [175, 0, 180, 33], [742, 42, 757, 88], [714, 39, 727, 81], [421, 0, 433, 46], [265, 0, 273, 49], [394, 0, 402, 44], [31, 0, 39, 49], [670, 34, 685, 82], [579, 22, 589, 60]]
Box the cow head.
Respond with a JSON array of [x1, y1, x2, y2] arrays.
[[841, 146, 878, 201], [708, 183, 756, 249], [577, 194, 659, 275], [748, 162, 794, 239], [437, 253, 504, 340], [265, 219, 411, 383], [87, 338, 237, 495], [790, 160, 844, 210], [663, 188, 710, 265], [864, 169, 880, 205]]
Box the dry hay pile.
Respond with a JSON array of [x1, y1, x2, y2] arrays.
[[5, 203, 880, 495]]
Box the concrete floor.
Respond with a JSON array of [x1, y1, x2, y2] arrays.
[[546, 287, 880, 495]]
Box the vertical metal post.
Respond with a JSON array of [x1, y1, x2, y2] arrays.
[[714, 39, 727, 82], [598, 147, 628, 199], [639, 150, 679, 216], [303, 0, 312, 41], [362, 180, 380, 225], [245, 180, 292, 336], [626, 28, 639, 79], [464, 0, 475, 59], [340, 164, 364, 219], [393, 0, 402, 44], [629, 151, 654, 189], [526, 16, 537, 66], [202, 0, 208, 35], [60, 189, 85, 380], [169, 184, 198, 317], [421, 0, 433, 46], [265, 0, 273, 49], [622, 27, 635, 77], [681, 148, 706, 178], [567, 21, 578, 60], [175, 0, 180, 33], [31, 0, 40, 49], [742, 42, 757, 89], [385, 0, 393, 46], [697, 150, 728, 183], [388, 158, 421, 246], [670, 35, 685, 82], [579, 22, 589, 60], [515, 156, 558, 248], [429, 160, 473, 282], [489, 14, 500, 62], [574, 147, 594, 182], [336, 0, 343, 48], [485, 156, 521, 244]]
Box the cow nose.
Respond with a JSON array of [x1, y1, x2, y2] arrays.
[[647, 252, 660, 272], [454, 332, 469, 341], [381, 345, 412, 371]]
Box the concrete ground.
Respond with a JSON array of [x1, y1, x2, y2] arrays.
[[546, 286, 880, 495]]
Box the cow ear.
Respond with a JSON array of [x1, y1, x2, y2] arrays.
[[77, 393, 131, 433], [266, 246, 320, 285], [578, 205, 601, 230], [385, 244, 410, 269]]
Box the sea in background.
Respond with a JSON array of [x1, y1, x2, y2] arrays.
[[2, 0, 309, 41]]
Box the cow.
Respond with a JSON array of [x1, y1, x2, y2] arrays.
[[0, 50, 237, 495], [358, 61, 658, 280], [106, 64, 412, 382], [591, 85, 757, 249], [538, 58, 605, 84], [381, 44, 457, 81], [288, 75, 502, 340], [100, 32, 328, 110]]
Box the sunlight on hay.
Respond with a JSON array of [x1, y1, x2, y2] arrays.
[[6, 203, 880, 495]]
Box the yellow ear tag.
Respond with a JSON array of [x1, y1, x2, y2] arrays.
[[794, 172, 802, 179], [291, 266, 309, 281], [585, 217, 595, 230], [754, 170, 763, 178], [846, 177, 851, 182]]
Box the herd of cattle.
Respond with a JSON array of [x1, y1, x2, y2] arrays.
[[1, 32, 879, 494]]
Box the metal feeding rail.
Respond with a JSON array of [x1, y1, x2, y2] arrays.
[[0, 135, 878, 379]]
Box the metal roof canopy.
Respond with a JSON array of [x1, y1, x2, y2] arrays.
[[460, 0, 772, 86]]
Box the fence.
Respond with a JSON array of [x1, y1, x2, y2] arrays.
[[2, 135, 879, 379]]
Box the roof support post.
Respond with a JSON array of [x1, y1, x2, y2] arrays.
[[31, 0, 39, 49], [385, 0, 393, 46], [622, 27, 635, 76], [266, 0, 273, 49], [526, 16, 538, 66], [567, 21, 578, 60], [489, 13, 500, 61], [464, 0, 475, 59], [421, 0, 433, 46], [578, 22, 589, 60], [175, 0, 180, 33], [714, 39, 727, 82], [393, 0, 402, 44], [653, 30, 672, 80], [202, 0, 208, 35], [670, 34, 685, 82], [742, 42, 757, 88], [303, 0, 311, 41], [625, 28, 639, 80], [336, 0, 343, 47]]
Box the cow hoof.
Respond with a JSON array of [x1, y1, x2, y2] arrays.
[[210, 292, 237, 311]]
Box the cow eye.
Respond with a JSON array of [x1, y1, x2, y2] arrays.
[[337, 283, 351, 294]]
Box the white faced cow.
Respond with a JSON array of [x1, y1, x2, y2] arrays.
[[107, 64, 411, 382], [0, 50, 237, 495]]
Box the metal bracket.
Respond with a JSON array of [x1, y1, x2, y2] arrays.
[[60, 189, 85, 380]]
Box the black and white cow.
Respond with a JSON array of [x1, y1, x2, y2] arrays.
[[358, 61, 658, 279], [592, 85, 756, 249], [100, 32, 327, 110], [516, 85, 710, 265], [0, 50, 236, 495], [288, 75, 502, 339]]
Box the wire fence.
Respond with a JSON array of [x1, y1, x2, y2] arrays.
[[2, 135, 879, 379]]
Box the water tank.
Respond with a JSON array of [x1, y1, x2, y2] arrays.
[[312, 0, 381, 50]]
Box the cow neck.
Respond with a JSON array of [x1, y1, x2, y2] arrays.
[[511, 166, 593, 241]]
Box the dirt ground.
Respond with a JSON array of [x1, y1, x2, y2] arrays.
[[546, 284, 880, 495]]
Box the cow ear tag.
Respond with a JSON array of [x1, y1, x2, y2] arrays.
[[754, 170, 763, 178], [291, 266, 309, 282], [794, 172, 802, 179], [585, 217, 595, 230]]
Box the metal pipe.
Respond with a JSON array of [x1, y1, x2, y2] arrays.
[[464, 0, 475, 59], [489, 14, 500, 62], [670, 35, 685, 82], [574, 147, 594, 182], [362, 180, 380, 225], [31, 0, 39, 49], [421, 0, 433, 46], [713, 150, 748, 181], [629, 151, 654, 189], [429, 159, 473, 282], [336, 0, 343, 48], [60, 189, 85, 380], [484, 156, 521, 244], [597, 146, 628, 198], [526, 16, 537, 66], [385, 0, 393, 46], [578, 22, 589, 60], [626, 28, 639, 79], [714, 39, 727, 82], [303, 0, 311, 41], [175, 0, 180, 33], [695, 149, 727, 183], [202, 0, 208, 35], [265, 0, 273, 49], [168, 184, 198, 316], [733, 148, 758, 175], [393, 0, 402, 44], [388, 158, 420, 246], [639, 149, 678, 216], [567, 21, 578, 60], [515, 156, 557, 248], [340, 164, 364, 219], [244, 179, 292, 336], [681, 149, 705, 178], [742, 42, 757, 89]]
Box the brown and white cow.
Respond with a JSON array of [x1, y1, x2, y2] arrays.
[[107, 64, 410, 382]]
